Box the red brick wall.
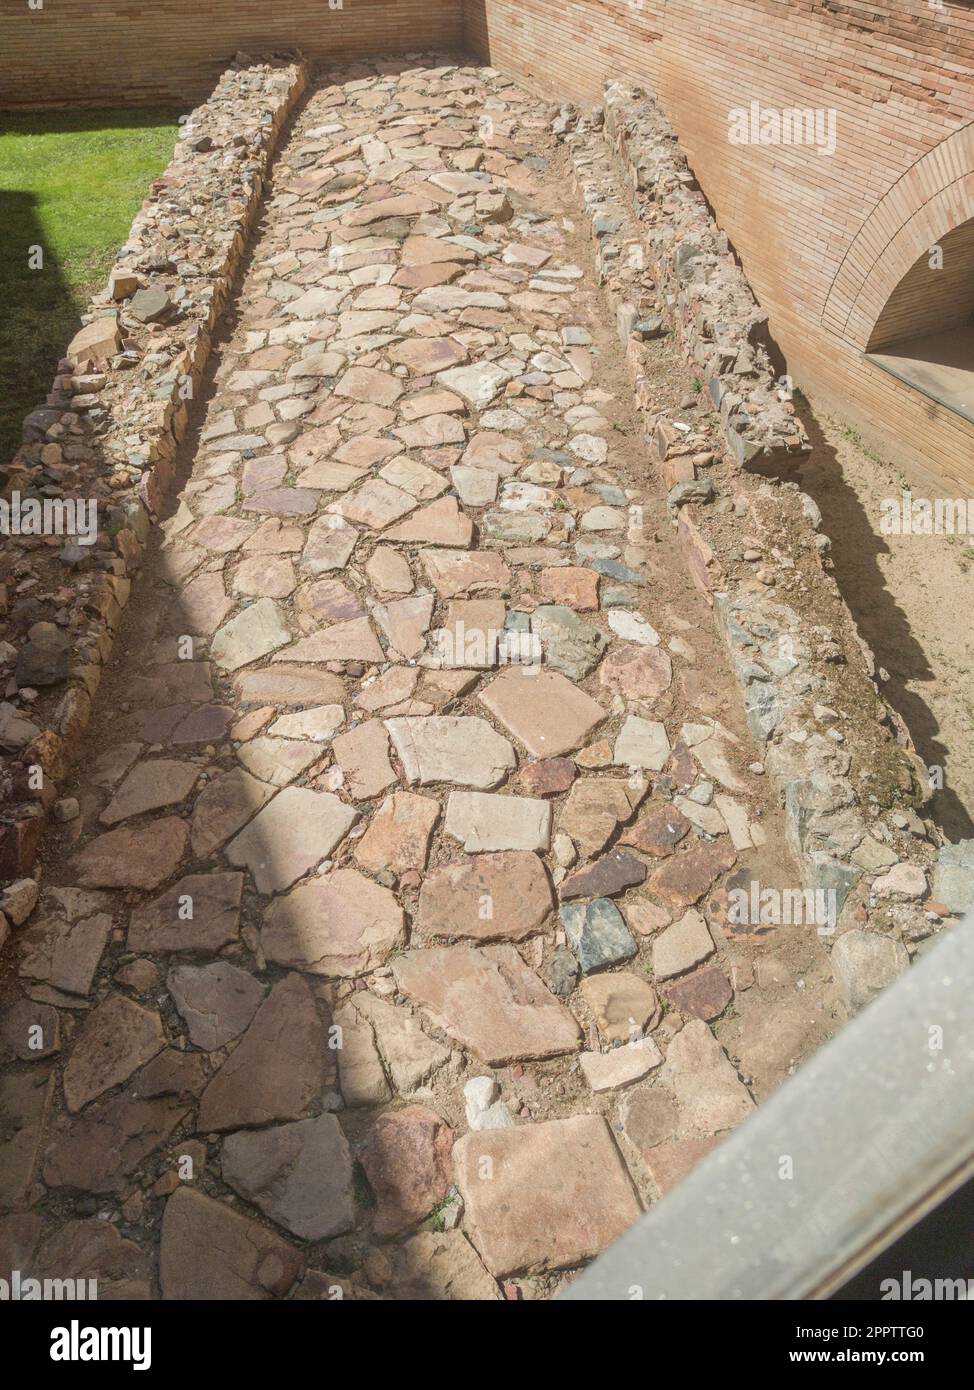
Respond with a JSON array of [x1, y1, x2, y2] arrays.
[[463, 0, 974, 490], [0, 1, 462, 107]]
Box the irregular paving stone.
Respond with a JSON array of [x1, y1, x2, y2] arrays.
[[211, 598, 291, 671], [128, 872, 243, 954], [421, 548, 510, 597], [620, 804, 691, 857], [386, 716, 515, 789], [643, 1137, 721, 1196], [393, 944, 581, 1065], [99, 759, 199, 826], [539, 565, 600, 610], [560, 898, 637, 974], [225, 788, 358, 894], [416, 851, 554, 941], [479, 667, 605, 758], [263, 868, 405, 977], [361, 1105, 454, 1238], [373, 594, 434, 659], [73, 817, 188, 890], [390, 1231, 500, 1301], [619, 1087, 680, 1155], [353, 791, 439, 874], [334, 1005, 390, 1107], [652, 910, 716, 980], [648, 842, 737, 911], [31, 1217, 152, 1299], [660, 1019, 755, 1133], [444, 791, 552, 852], [277, 614, 384, 664], [614, 716, 671, 772], [531, 605, 607, 680], [384, 495, 474, 546], [160, 1188, 304, 1300], [353, 993, 450, 1095], [454, 1115, 641, 1276], [599, 644, 673, 701], [332, 720, 398, 799], [580, 971, 661, 1044], [236, 736, 318, 787], [664, 965, 734, 1021], [560, 850, 647, 901], [516, 757, 576, 797], [236, 666, 345, 706], [198, 974, 328, 1132], [190, 768, 275, 856], [559, 777, 644, 858], [1, 998, 60, 1060], [167, 962, 266, 1050], [62, 994, 166, 1112], [0, 1072, 53, 1207], [831, 930, 910, 1014], [222, 1115, 356, 1241], [18, 903, 112, 997], [43, 1093, 189, 1194], [580, 1042, 663, 1092]]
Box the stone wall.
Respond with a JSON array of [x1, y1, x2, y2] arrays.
[[464, 0, 974, 490], [0, 57, 308, 894], [0, 1, 460, 106]]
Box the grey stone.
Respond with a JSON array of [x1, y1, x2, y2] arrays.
[[560, 899, 637, 974], [222, 1115, 355, 1241]]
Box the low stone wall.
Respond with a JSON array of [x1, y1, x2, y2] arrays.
[[555, 92, 952, 1001], [0, 57, 309, 930], [599, 81, 811, 475]]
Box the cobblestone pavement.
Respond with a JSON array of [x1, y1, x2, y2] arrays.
[[0, 61, 841, 1300]]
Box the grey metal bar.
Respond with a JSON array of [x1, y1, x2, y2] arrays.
[[561, 919, 974, 1300]]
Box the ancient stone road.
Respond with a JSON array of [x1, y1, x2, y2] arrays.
[[0, 62, 840, 1299]]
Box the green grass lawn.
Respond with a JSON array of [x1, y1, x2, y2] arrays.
[[0, 109, 181, 464]]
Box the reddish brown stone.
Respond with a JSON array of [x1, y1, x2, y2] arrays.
[[598, 645, 672, 702], [643, 1137, 721, 1197], [559, 850, 647, 901], [620, 804, 691, 857], [664, 965, 734, 1020], [516, 758, 576, 797], [360, 1105, 453, 1238], [648, 841, 737, 911]]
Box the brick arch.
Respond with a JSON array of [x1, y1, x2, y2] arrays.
[[822, 123, 974, 351]]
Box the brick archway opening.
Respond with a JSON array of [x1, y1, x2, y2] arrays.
[[864, 220, 974, 425]]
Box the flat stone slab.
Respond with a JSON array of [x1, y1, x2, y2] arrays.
[[390, 1231, 500, 1301], [652, 909, 716, 980], [43, 1093, 188, 1195], [222, 1115, 356, 1241], [100, 760, 199, 826], [386, 716, 515, 788], [479, 668, 605, 757], [559, 778, 645, 858], [353, 994, 450, 1096], [160, 1188, 303, 1300], [62, 994, 165, 1112], [648, 841, 737, 911], [167, 962, 266, 1050], [353, 791, 439, 875], [393, 944, 581, 1065], [263, 868, 405, 977], [416, 851, 554, 941], [128, 872, 243, 954], [580, 1043, 663, 1092], [444, 791, 552, 852], [198, 975, 328, 1132], [211, 598, 291, 671], [660, 1019, 755, 1134], [225, 788, 358, 894], [454, 1115, 641, 1275], [73, 817, 188, 891]]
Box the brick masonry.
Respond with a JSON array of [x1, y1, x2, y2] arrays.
[[0, 1, 462, 106]]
